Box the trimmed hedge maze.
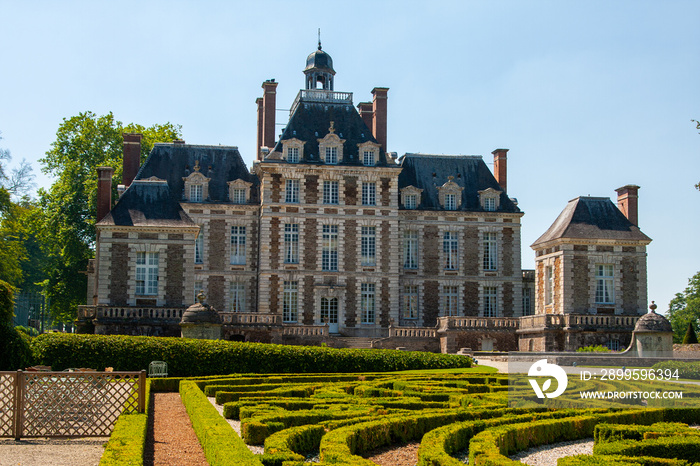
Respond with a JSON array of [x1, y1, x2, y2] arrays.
[[173, 371, 700, 466]]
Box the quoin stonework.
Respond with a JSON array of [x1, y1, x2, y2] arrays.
[[77, 44, 652, 353]]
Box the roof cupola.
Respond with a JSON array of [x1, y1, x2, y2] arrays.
[[304, 32, 335, 90]]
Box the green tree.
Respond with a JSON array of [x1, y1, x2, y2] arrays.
[[38, 112, 181, 322], [683, 322, 699, 344], [667, 271, 700, 343]]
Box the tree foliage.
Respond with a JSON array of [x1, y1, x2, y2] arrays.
[[38, 112, 181, 322], [683, 322, 699, 344], [667, 271, 700, 343]]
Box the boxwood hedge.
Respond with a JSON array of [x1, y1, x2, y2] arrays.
[[31, 333, 471, 376]]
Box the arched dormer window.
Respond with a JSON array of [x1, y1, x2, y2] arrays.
[[318, 121, 345, 165], [400, 185, 423, 210], [478, 187, 502, 212], [358, 141, 381, 167], [282, 138, 305, 163], [228, 179, 253, 204], [437, 176, 463, 210], [182, 160, 211, 202]]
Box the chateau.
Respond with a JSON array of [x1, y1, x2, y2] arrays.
[[77, 44, 652, 352]]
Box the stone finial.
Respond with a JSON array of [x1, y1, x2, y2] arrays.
[[649, 301, 657, 313], [196, 290, 206, 304]]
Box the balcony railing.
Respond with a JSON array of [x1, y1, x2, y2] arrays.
[[220, 312, 281, 326], [78, 305, 184, 321], [438, 316, 520, 332], [290, 90, 353, 115], [282, 325, 329, 337], [518, 314, 641, 331], [389, 327, 437, 338]]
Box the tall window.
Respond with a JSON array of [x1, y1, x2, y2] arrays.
[[232, 188, 246, 204], [595, 264, 614, 304], [284, 224, 299, 264], [287, 146, 299, 163], [363, 150, 375, 166], [404, 194, 417, 209], [190, 184, 203, 202], [285, 179, 300, 203], [136, 252, 159, 295], [403, 285, 418, 319], [325, 146, 338, 164], [443, 231, 459, 270], [362, 182, 376, 206], [323, 180, 339, 204], [361, 283, 375, 324], [545, 265, 554, 305], [484, 197, 496, 212], [230, 226, 246, 265], [361, 226, 376, 266], [441, 285, 459, 316], [230, 281, 246, 312], [195, 232, 203, 264], [403, 230, 418, 269], [322, 225, 338, 271], [320, 297, 338, 324], [283, 281, 298, 323], [522, 287, 533, 316], [444, 193, 457, 210], [483, 232, 497, 271], [484, 286, 498, 317]]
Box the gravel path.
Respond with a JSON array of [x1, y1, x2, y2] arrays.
[[363, 442, 420, 466], [0, 437, 108, 466], [511, 438, 594, 466]]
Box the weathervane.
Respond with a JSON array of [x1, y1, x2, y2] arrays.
[[318, 28, 322, 50]]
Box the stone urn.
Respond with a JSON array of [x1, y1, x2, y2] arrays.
[[180, 292, 222, 340]]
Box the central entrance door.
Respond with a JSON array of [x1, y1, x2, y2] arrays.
[[321, 297, 339, 334]]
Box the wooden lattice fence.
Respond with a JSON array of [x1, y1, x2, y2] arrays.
[[0, 370, 145, 440]]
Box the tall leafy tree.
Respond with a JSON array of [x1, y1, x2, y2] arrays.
[[39, 112, 181, 322], [667, 271, 700, 343]]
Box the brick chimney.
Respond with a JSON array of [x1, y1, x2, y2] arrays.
[[256, 97, 264, 161], [615, 185, 640, 226], [122, 133, 142, 188], [96, 167, 114, 222], [262, 80, 278, 150], [492, 148, 509, 192], [358, 102, 374, 134], [371, 87, 388, 150]]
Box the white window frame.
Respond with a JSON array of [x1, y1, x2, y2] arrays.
[[230, 225, 246, 265], [320, 297, 339, 324], [361, 182, 376, 206], [545, 265, 554, 305], [361, 226, 376, 266], [323, 180, 339, 205], [404, 194, 417, 209], [284, 223, 299, 264], [285, 179, 300, 203], [283, 281, 298, 323], [484, 197, 496, 212], [230, 281, 246, 312], [443, 231, 459, 270], [322, 225, 338, 271], [522, 287, 533, 316], [483, 232, 497, 271], [232, 188, 246, 204], [361, 283, 375, 324], [189, 184, 203, 202], [442, 285, 459, 317], [136, 252, 159, 295], [363, 150, 375, 166], [403, 230, 418, 269], [287, 146, 300, 163], [484, 286, 498, 317], [403, 285, 418, 319], [444, 193, 457, 211], [595, 264, 614, 304], [325, 146, 338, 165]]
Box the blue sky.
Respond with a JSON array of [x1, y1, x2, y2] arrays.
[[1, 1, 698, 313]]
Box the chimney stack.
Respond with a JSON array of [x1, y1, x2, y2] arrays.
[[262, 80, 278, 151], [615, 185, 640, 226], [122, 133, 142, 188], [492, 149, 509, 192], [96, 167, 114, 222], [358, 102, 374, 133], [371, 87, 388, 151], [256, 97, 264, 161]]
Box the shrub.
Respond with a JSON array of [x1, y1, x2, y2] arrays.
[[577, 345, 612, 353], [31, 333, 471, 376], [0, 324, 34, 370], [651, 361, 700, 380], [682, 323, 698, 344], [593, 436, 700, 462]]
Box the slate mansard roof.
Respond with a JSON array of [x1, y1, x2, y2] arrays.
[[398, 154, 521, 213], [268, 99, 392, 166], [531, 196, 652, 248], [98, 143, 258, 227]]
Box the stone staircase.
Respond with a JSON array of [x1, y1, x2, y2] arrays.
[[335, 337, 374, 349]]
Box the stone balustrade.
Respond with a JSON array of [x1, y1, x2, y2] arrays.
[[282, 325, 329, 337], [389, 327, 437, 338], [220, 312, 281, 325], [290, 90, 353, 115], [79, 305, 185, 321], [438, 316, 520, 331], [519, 313, 640, 331]]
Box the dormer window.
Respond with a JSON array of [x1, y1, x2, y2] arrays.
[[281, 138, 305, 163], [318, 122, 344, 164], [436, 176, 463, 210], [228, 179, 253, 204], [358, 141, 381, 167], [400, 185, 423, 210], [478, 188, 502, 212], [182, 160, 211, 202]]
